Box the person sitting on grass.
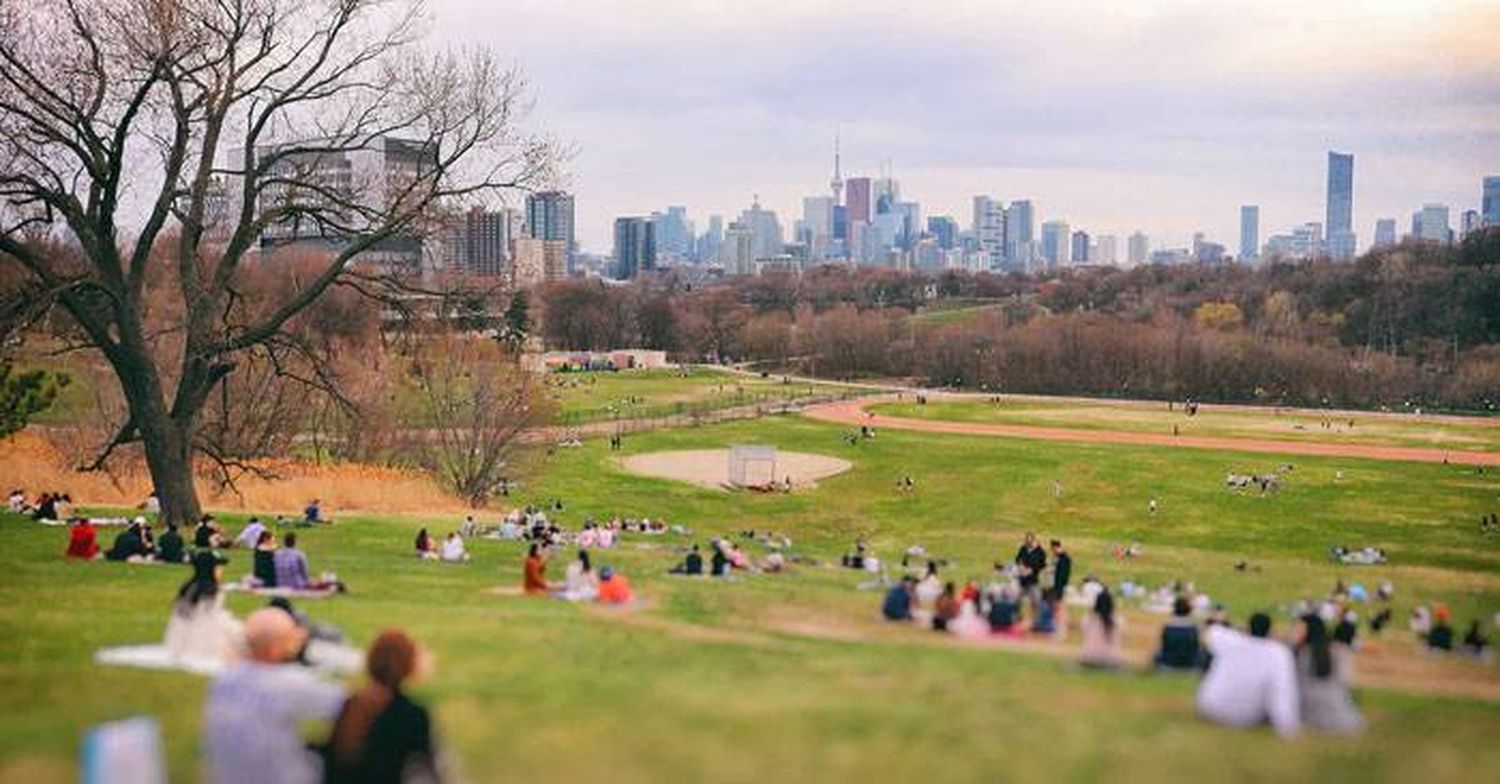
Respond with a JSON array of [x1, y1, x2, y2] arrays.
[[1078, 589, 1123, 667], [948, 600, 990, 639], [1196, 613, 1300, 738], [596, 566, 634, 605], [65, 517, 100, 560], [440, 532, 469, 563], [304, 498, 326, 525], [203, 608, 345, 784], [523, 543, 551, 595], [670, 544, 704, 576], [710, 541, 731, 577], [558, 550, 599, 602], [165, 551, 242, 665], [156, 522, 186, 564], [273, 532, 312, 590], [414, 528, 436, 560], [1463, 621, 1490, 659], [933, 582, 961, 632], [1294, 613, 1365, 734], [323, 629, 440, 784], [1155, 596, 1203, 671], [251, 530, 279, 587], [6, 488, 27, 514], [882, 576, 916, 621], [986, 582, 1024, 635], [1031, 588, 1061, 636], [194, 515, 225, 549], [914, 561, 944, 612], [105, 520, 153, 562], [1426, 606, 1454, 651], [233, 517, 267, 550]]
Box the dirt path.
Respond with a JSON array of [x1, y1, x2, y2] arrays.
[[806, 397, 1500, 467]]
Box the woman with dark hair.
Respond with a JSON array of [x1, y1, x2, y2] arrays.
[[414, 528, 436, 560], [522, 543, 550, 594], [252, 530, 278, 587], [1078, 589, 1124, 668], [164, 551, 242, 664], [932, 582, 961, 631], [324, 629, 440, 784], [1295, 614, 1364, 733], [559, 549, 598, 602]]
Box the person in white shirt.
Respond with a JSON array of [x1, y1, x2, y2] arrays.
[[203, 608, 346, 784], [439, 532, 469, 563], [1196, 613, 1301, 738], [235, 518, 267, 550], [557, 549, 599, 602]]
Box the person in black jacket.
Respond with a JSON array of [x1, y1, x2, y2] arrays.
[[325, 629, 439, 784], [1014, 532, 1047, 592], [1050, 539, 1072, 594], [105, 521, 151, 562], [252, 530, 278, 587], [1154, 596, 1203, 670], [156, 523, 186, 564]]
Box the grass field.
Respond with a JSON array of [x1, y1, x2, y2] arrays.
[[873, 397, 1500, 452], [2, 408, 1498, 782], [548, 367, 848, 426]]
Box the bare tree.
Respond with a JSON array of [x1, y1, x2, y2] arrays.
[[0, 0, 559, 523], [407, 334, 551, 508]]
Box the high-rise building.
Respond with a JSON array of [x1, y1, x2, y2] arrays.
[[1416, 204, 1451, 243], [927, 216, 958, 249], [613, 216, 655, 279], [1040, 220, 1070, 267], [1373, 218, 1397, 248], [1483, 176, 1500, 227], [526, 191, 575, 246], [802, 196, 834, 258], [1096, 235, 1118, 265], [460, 206, 514, 277], [723, 222, 756, 276], [1460, 210, 1481, 240], [511, 237, 545, 290], [738, 197, 784, 259], [893, 202, 920, 249], [1239, 205, 1259, 262], [1070, 230, 1090, 264], [845, 177, 872, 224], [972, 195, 1004, 269], [1127, 231, 1149, 265], [652, 206, 691, 261], [1325, 151, 1355, 260], [696, 215, 724, 262], [1004, 200, 1035, 271]]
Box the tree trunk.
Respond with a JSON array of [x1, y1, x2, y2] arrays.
[[112, 347, 205, 528]]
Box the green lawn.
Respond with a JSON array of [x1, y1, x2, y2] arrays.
[[549, 367, 850, 426], [874, 398, 1500, 452], [2, 413, 1498, 782]]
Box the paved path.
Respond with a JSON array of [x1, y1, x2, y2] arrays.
[[805, 396, 1500, 466]]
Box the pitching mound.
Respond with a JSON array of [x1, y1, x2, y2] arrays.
[[619, 449, 852, 490]]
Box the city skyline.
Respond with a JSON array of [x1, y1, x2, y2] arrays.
[[431, 0, 1500, 254]]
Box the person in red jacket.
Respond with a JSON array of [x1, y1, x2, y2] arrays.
[[596, 566, 635, 605], [65, 517, 100, 559]]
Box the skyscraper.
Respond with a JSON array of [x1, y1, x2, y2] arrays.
[[1127, 231, 1149, 265], [1325, 151, 1355, 260], [1460, 210, 1480, 240], [652, 206, 691, 261], [697, 214, 723, 263], [723, 222, 756, 276], [461, 206, 513, 277], [1096, 235, 1118, 265], [1040, 220, 1070, 268], [1004, 200, 1034, 271], [1373, 218, 1397, 248], [845, 177, 872, 225], [526, 190, 575, 268], [738, 197, 783, 259], [802, 196, 834, 258], [1239, 205, 1259, 261], [613, 216, 655, 279], [1070, 230, 1090, 264], [972, 195, 1003, 269], [1416, 204, 1451, 243], [1484, 176, 1500, 227], [927, 216, 958, 249]]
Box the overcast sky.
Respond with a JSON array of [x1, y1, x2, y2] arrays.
[[429, 0, 1500, 254]]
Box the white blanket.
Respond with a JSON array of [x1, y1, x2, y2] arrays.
[[95, 640, 362, 676]]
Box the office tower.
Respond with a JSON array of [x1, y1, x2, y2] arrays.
[[653, 206, 691, 260], [613, 216, 655, 279], [1040, 220, 1070, 267], [845, 177, 872, 224], [832, 205, 849, 243], [1096, 235, 1118, 265], [873, 178, 900, 215], [738, 197, 784, 259], [510, 237, 545, 290], [1416, 204, 1451, 243], [1070, 230, 1090, 264], [803, 196, 834, 258], [1484, 176, 1500, 226], [461, 206, 513, 277], [927, 216, 958, 249], [1460, 210, 1480, 240], [723, 222, 756, 276], [526, 191, 576, 269], [1193, 234, 1226, 264], [696, 214, 724, 262], [972, 195, 1004, 268], [1373, 218, 1397, 248], [1239, 205, 1259, 262], [894, 202, 920, 249], [1004, 200, 1034, 270], [1325, 151, 1355, 260], [1127, 231, 1149, 265]]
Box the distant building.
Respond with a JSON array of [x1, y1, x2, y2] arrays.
[[526, 190, 575, 269], [511, 237, 545, 289], [1326, 151, 1354, 260], [1460, 209, 1481, 240], [1264, 223, 1323, 259], [1239, 205, 1259, 262], [1127, 231, 1149, 265], [1095, 234, 1118, 265], [802, 196, 834, 259], [927, 215, 958, 249], [613, 216, 656, 279], [1192, 233, 1226, 264], [696, 215, 724, 263], [1415, 204, 1451, 243], [451, 206, 515, 277], [1373, 218, 1397, 248], [1070, 230, 1090, 264], [1040, 220, 1070, 268], [845, 178, 872, 224], [737, 198, 784, 260], [723, 222, 756, 276], [1483, 176, 1500, 227], [652, 206, 692, 262], [972, 195, 1004, 269], [1004, 200, 1035, 271]]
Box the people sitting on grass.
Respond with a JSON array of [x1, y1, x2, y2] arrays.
[[65, 517, 100, 559], [595, 566, 635, 605], [235, 517, 267, 550], [558, 550, 599, 602], [670, 544, 705, 576], [1155, 596, 1203, 671], [496, 517, 521, 541], [1331, 545, 1387, 565], [523, 543, 551, 595], [1294, 613, 1365, 734], [105, 519, 153, 562], [195, 515, 227, 549], [165, 551, 242, 665], [6, 488, 27, 514], [1196, 612, 1300, 738], [1464, 621, 1491, 659], [252, 530, 279, 587], [882, 576, 916, 621], [323, 629, 440, 784], [948, 600, 990, 639], [32, 491, 63, 522], [440, 532, 469, 563], [1078, 589, 1123, 667], [203, 608, 346, 784], [156, 522, 186, 564], [414, 528, 436, 560]]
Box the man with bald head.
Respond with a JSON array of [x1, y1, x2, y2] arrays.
[[203, 608, 346, 784]]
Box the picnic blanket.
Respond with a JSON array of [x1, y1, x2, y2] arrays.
[[34, 516, 132, 528], [94, 639, 362, 677], [224, 583, 342, 599]]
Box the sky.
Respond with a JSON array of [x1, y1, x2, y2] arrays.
[[429, 0, 1500, 255]]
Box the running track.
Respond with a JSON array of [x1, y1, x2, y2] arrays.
[[804, 397, 1500, 467]]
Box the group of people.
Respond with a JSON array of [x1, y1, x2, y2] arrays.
[[523, 544, 635, 605], [415, 528, 471, 563], [9, 489, 74, 521], [65, 516, 189, 564]]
